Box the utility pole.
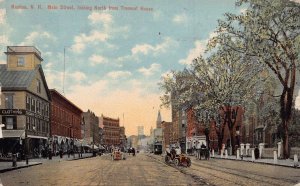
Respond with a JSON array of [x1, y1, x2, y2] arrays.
[[63, 47, 66, 95], [25, 125, 28, 164]]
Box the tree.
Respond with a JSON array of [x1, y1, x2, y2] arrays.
[[160, 47, 264, 152], [208, 0, 300, 158]]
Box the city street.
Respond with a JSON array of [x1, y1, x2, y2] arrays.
[[1, 153, 300, 186]]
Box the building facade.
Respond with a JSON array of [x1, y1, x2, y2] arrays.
[[161, 121, 172, 152], [137, 126, 144, 137], [50, 89, 83, 153], [100, 114, 120, 148], [0, 46, 51, 158], [82, 110, 99, 146]]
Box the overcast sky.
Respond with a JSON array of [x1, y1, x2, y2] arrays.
[[1, 0, 299, 136]]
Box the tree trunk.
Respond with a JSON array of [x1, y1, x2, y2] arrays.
[[280, 87, 293, 159]]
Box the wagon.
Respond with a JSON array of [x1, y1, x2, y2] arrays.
[[111, 150, 125, 160]]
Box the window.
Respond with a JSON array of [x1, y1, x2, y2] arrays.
[[17, 56, 25, 67], [26, 96, 30, 110], [32, 117, 36, 131], [26, 116, 30, 130], [5, 94, 14, 109], [36, 119, 40, 132], [36, 100, 40, 113], [32, 99, 36, 112], [6, 117, 13, 129]]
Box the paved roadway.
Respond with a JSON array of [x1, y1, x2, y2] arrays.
[[0, 153, 300, 186], [0, 153, 201, 186]]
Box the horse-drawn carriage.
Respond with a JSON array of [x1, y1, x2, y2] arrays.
[[196, 148, 210, 160]]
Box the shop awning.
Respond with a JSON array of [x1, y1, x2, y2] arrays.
[[2, 130, 25, 138], [27, 135, 48, 139]]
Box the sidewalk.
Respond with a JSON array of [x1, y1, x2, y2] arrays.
[[209, 154, 300, 169], [0, 153, 94, 173]]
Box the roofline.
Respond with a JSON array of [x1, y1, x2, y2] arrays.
[[50, 89, 83, 113], [101, 114, 120, 121], [5, 46, 43, 61], [37, 65, 51, 101]]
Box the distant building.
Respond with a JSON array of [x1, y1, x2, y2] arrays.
[[100, 114, 120, 147], [0, 46, 51, 158], [137, 126, 144, 137], [82, 110, 99, 146], [127, 135, 138, 149], [119, 126, 126, 149], [156, 110, 162, 128]]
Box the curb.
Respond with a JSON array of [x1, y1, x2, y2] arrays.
[[210, 157, 300, 169], [0, 162, 42, 173]]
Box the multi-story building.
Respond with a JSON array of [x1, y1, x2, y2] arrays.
[[82, 110, 99, 146], [0, 46, 51, 158], [127, 135, 138, 149], [137, 126, 144, 137], [50, 89, 83, 153], [161, 121, 172, 152], [100, 114, 120, 147]]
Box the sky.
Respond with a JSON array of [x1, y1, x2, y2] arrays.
[[0, 0, 299, 136]]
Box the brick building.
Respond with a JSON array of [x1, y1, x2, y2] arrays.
[[100, 114, 120, 148], [161, 121, 172, 152], [186, 107, 206, 151], [50, 89, 83, 153]]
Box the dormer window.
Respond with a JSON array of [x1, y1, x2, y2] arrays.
[[17, 56, 25, 67]]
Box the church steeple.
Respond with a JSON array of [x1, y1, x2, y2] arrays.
[[156, 110, 162, 128]]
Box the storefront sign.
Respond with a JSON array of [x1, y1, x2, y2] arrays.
[[0, 109, 26, 115]]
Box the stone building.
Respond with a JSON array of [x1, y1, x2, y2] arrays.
[[0, 46, 51, 158], [50, 89, 83, 153], [82, 110, 99, 146]]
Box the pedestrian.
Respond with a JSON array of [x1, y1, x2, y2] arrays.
[[132, 148, 136, 156], [59, 148, 63, 158]]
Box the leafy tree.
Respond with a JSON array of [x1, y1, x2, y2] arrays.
[[160, 47, 264, 151], [208, 0, 300, 158]]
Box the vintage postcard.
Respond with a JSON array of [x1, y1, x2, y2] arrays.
[[0, 0, 300, 185]]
